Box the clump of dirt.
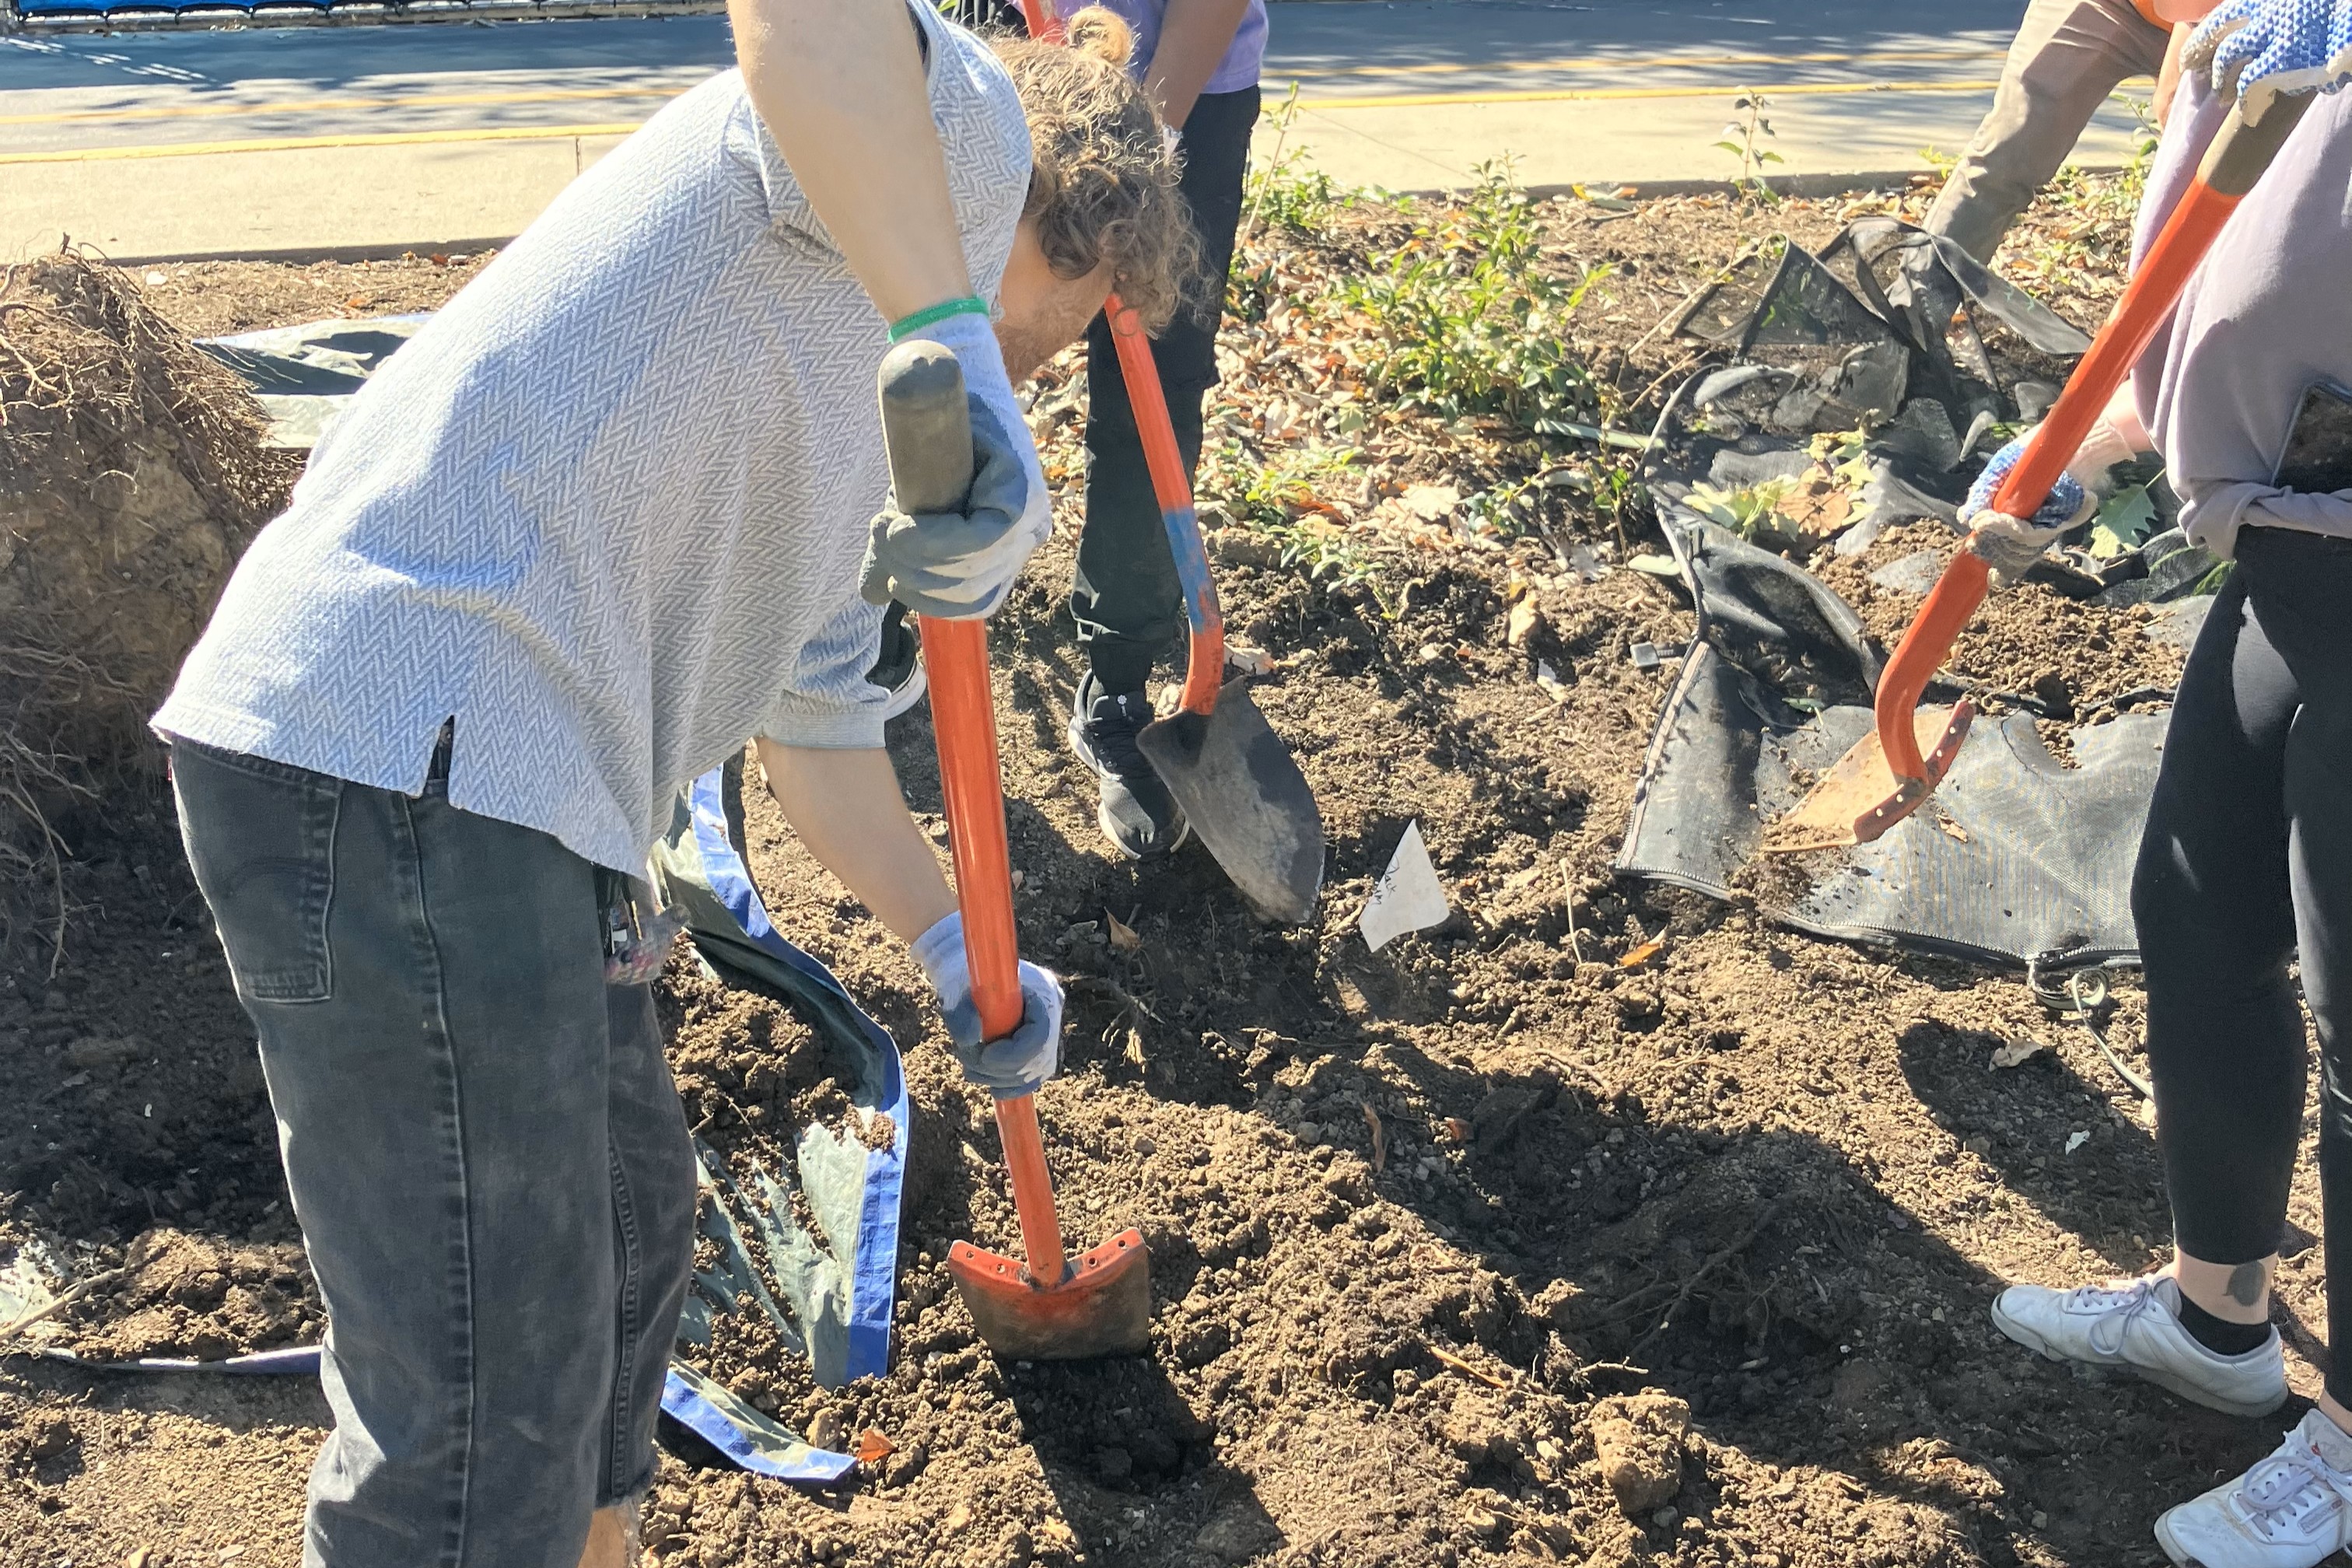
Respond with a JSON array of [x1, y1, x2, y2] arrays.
[[1811, 521, 2187, 719], [0, 253, 296, 957], [53, 1228, 317, 1363]]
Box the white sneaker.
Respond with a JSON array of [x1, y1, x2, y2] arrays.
[[1990, 1273, 2287, 1418], [2155, 1410, 2352, 1568]]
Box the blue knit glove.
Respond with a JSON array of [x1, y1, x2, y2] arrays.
[[912, 912, 1062, 1098], [2186, 0, 2352, 119], [1963, 434, 2097, 582]]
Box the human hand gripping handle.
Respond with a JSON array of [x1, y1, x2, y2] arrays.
[[861, 310, 1051, 620], [2186, 0, 2352, 121], [915, 912, 1062, 1095], [1958, 423, 2132, 583]]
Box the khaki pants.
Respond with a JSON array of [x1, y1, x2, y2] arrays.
[[1927, 0, 2171, 262]]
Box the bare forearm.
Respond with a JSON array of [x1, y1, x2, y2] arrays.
[[2102, 380, 2154, 453], [729, 0, 973, 320], [1143, 0, 1254, 129], [2156, 22, 2192, 126], [754, 740, 957, 943]]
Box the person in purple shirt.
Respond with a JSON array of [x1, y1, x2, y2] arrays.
[[1065, 0, 1269, 859], [1966, 1, 2352, 1560]]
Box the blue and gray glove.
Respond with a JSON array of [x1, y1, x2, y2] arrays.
[[2186, 0, 2352, 120], [912, 911, 1062, 1098], [861, 310, 1052, 620], [1962, 428, 2117, 583]]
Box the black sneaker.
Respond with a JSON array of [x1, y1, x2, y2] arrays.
[[1068, 674, 1189, 860]]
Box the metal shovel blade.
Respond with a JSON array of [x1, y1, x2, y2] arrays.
[[1762, 705, 1972, 854], [946, 1228, 1153, 1362], [1137, 678, 1325, 923]]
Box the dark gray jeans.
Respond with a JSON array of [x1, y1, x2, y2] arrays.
[[170, 737, 696, 1568]]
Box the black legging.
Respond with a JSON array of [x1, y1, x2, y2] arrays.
[[1072, 85, 1260, 695], [2135, 527, 2352, 1403]]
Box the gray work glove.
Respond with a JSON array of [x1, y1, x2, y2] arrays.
[[860, 310, 1051, 620], [912, 911, 1063, 1098]]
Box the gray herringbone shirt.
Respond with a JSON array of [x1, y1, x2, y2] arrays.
[[156, 8, 1031, 874]]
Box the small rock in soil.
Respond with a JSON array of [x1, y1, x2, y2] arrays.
[[1588, 1391, 1690, 1517], [1195, 1502, 1279, 1565]]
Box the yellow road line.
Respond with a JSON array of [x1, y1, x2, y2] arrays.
[[0, 121, 645, 164], [0, 82, 685, 129], [1293, 79, 2003, 111]]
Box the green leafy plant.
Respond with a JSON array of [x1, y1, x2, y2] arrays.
[[1335, 163, 1612, 430], [1685, 477, 1803, 548], [1714, 90, 1783, 201], [1197, 439, 1391, 597], [2088, 481, 2159, 558]]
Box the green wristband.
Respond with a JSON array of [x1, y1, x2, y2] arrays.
[[887, 296, 992, 343]]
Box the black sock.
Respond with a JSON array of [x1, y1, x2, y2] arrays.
[[2174, 1290, 2272, 1356]]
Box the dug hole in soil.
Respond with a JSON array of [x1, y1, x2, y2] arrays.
[[2, 186, 2329, 1568]]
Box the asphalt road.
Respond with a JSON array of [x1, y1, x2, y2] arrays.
[[0, 0, 2155, 258]]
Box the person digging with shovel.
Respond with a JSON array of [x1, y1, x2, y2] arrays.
[[150, 5, 1189, 1564], [1962, 2, 2352, 1562], [1064, 0, 1266, 860]]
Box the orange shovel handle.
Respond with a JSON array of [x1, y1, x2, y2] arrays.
[[1874, 92, 2311, 787], [919, 616, 1072, 1289]]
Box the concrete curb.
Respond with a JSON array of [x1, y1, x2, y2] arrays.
[[107, 236, 516, 265], [100, 164, 2143, 266]]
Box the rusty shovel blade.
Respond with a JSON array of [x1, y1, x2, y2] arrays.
[[945, 1228, 1153, 1362], [1136, 678, 1325, 924], [1761, 705, 1974, 854]]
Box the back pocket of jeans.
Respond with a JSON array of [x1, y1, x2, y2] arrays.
[[172, 747, 341, 1004]]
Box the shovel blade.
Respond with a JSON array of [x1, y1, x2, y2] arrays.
[[1762, 705, 1971, 854], [1137, 680, 1325, 923], [946, 1228, 1153, 1362]]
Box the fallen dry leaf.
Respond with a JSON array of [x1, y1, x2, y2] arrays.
[[1105, 908, 1143, 954], [1990, 1038, 2049, 1070], [1402, 483, 1460, 522], [1362, 1100, 1387, 1172], [856, 1429, 896, 1464], [1618, 938, 1666, 971]]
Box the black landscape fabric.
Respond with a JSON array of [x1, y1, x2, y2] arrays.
[[1618, 520, 2162, 968]]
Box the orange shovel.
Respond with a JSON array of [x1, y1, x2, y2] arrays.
[[876, 341, 1153, 1361], [1765, 89, 2315, 853]]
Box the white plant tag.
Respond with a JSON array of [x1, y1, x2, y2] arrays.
[[1361, 821, 1450, 953]]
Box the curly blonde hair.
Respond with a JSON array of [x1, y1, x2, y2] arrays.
[[993, 9, 1201, 332]]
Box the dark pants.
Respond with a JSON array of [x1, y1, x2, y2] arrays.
[[170, 738, 697, 1567], [1073, 83, 1260, 695], [2133, 529, 2352, 1405]]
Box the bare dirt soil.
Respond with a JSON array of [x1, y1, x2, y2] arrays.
[[5, 173, 2325, 1568]]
